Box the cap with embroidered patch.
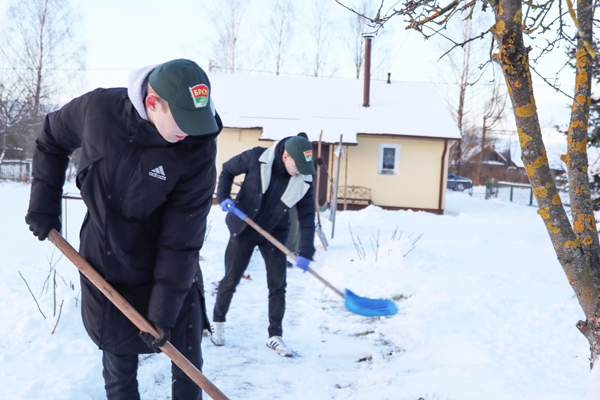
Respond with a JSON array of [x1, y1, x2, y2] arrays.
[[148, 59, 218, 136], [285, 136, 316, 175]]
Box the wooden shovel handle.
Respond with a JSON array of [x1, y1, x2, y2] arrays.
[[241, 217, 345, 298], [47, 229, 230, 400]]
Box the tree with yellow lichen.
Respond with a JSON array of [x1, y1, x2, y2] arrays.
[[489, 0, 600, 368], [336, 0, 600, 369]]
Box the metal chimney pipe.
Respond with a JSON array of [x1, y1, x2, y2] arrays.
[[363, 34, 374, 107]]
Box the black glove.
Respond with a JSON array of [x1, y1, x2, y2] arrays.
[[25, 212, 62, 241], [140, 324, 170, 353]]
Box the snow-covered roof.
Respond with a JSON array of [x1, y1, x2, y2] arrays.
[[495, 139, 600, 173], [209, 74, 461, 144]]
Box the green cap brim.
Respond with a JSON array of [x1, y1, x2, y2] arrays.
[[170, 101, 219, 136], [296, 159, 316, 175]]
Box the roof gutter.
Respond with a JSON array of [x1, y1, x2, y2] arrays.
[[437, 139, 448, 214]]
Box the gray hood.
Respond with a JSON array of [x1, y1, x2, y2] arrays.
[[127, 63, 159, 121]]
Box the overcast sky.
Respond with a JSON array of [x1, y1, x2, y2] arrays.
[[0, 0, 579, 142]]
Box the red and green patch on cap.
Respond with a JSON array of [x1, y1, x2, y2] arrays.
[[303, 150, 313, 162], [189, 84, 209, 108]]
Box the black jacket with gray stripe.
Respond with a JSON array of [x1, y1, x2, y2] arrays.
[[216, 139, 316, 260], [28, 87, 222, 354]]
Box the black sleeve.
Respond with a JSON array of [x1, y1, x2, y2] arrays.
[[295, 181, 316, 260], [28, 92, 89, 216], [215, 147, 258, 203], [148, 141, 217, 328]]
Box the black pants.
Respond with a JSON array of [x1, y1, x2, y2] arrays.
[[102, 285, 204, 400], [213, 230, 287, 337]]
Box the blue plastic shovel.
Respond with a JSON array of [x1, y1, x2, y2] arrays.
[[226, 204, 398, 317]]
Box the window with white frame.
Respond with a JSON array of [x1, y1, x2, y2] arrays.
[[378, 143, 400, 175]]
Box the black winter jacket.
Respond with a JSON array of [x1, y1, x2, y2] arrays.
[[28, 87, 221, 354], [216, 139, 316, 260]]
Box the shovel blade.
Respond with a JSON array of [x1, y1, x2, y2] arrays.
[[316, 226, 328, 250], [344, 289, 398, 317]]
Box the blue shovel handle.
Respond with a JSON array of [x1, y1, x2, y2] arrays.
[[226, 210, 397, 317]]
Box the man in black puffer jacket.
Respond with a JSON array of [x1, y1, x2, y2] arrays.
[[211, 134, 316, 357], [25, 59, 221, 400]]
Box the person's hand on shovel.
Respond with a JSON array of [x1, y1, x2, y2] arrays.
[[296, 256, 311, 272], [25, 212, 61, 241], [220, 198, 248, 220], [140, 323, 171, 353]]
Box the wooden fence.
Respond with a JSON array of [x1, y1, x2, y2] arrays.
[[0, 160, 32, 182]]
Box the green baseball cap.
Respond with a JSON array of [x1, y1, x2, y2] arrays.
[[285, 136, 316, 175], [148, 59, 219, 136]]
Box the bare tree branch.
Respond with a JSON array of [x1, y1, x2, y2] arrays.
[[19, 271, 46, 319]]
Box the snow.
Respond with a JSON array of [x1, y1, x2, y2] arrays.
[[0, 181, 596, 399]]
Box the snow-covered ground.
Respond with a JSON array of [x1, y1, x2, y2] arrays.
[[0, 181, 593, 400]]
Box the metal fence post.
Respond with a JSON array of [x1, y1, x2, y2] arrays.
[[529, 188, 534, 206]]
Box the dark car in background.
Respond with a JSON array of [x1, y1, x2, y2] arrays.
[[447, 172, 473, 192]]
